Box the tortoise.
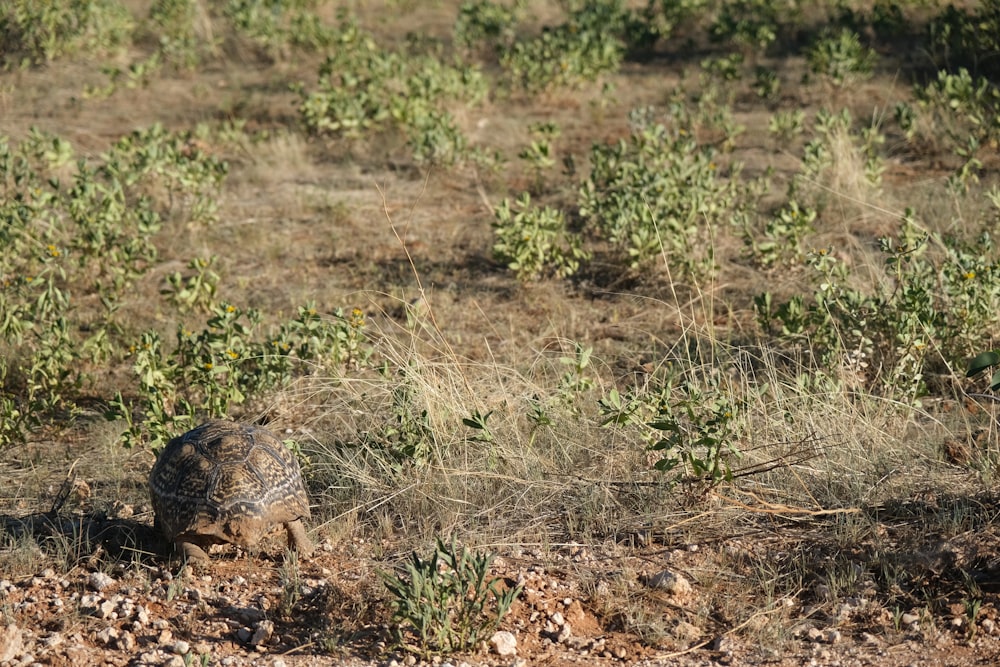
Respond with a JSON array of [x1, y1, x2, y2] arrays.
[[149, 420, 312, 564]]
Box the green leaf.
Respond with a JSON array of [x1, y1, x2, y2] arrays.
[[967, 351, 1000, 377]]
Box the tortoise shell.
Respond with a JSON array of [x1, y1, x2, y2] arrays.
[[149, 420, 311, 560]]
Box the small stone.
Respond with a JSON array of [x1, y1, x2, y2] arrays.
[[119, 630, 136, 651], [489, 630, 517, 657], [0, 624, 23, 662], [644, 570, 692, 597], [981, 618, 996, 635], [901, 613, 920, 627], [171, 640, 190, 655], [550, 612, 565, 626], [403, 656, 416, 666], [97, 599, 116, 619], [79, 593, 102, 612], [250, 620, 274, 646], [675, 621, 701, 642], [823, 628, 841, 644], [96, 626, 119, 646], [87, 572, 115, 592], [806, 627, 824, 642]]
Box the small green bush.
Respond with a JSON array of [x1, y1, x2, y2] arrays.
[[0, 0, 133, 66], [579, 117, 742, 279], [381, 537, 521, 657], [492, 193, 588, 282], [298, 18, 486, 166], [500, 0, 637, 92], [807, 28, 876, 87]]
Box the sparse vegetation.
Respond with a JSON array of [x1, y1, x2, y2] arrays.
[[5, 0, 1000, 664], [381, 538, 521, 657]]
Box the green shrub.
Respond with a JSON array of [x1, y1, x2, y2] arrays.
[[492, 193, 588, 282], [756, 215, 1000, 401], [148, 0, 210, 69], [500, 0, 637, 92], [743, 200, 817, 269], [598, 370, 744, 485], [298, 17, 486, 166], [807, 28, 876, 88], [381, 538, 521, 657], [225, 0, 333, 57], [709, 0, 784, 55], [0, 0, 133, 66], [453, 0, 522, 56], [927, 0, 1000, 79], [112, 303, 372, 450], [578, 116, 742, 279]]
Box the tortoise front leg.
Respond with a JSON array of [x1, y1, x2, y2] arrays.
[[178, 540, 212, 565], [284, 519, 313, 557]]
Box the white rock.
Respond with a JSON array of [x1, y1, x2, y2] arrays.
[[644, 570, 692, 596], [250, 620, 274, 646], [0, 624, 23, 662], [97, 599, 116, 619], [96, 626, 119, 646], [489, 630, 517, 657], [87, 572, 115, 592]]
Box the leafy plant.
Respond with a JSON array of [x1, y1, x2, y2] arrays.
[[598, 373, 744, 485], [769, 109, 805, 143], [743, 200, 817, 269], [0, 0, 133, 66], [647, 385, 740, 481], [757, 212, 1000, 401], [579, 116, 744, 279], [914, 68, 999, 187], [968, 351, 1000, 391], [807, 28, 876, 88], [709, 0, 784, 55], [163, 256, 220, 313], [518, 121, 560, 189], [453, 0, 522, 57], [297, 17, 486, 166], [381, 537, 521, 656], [927, 0, 1000, 80], [226, 0, 334, 58], [0, 125, 228, 446], [492, 193, 588, 282], [500, 0, 637, 92], [111, 303, 372, 450]]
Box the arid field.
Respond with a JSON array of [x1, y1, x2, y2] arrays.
[[3, 1, 1000, 665]]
